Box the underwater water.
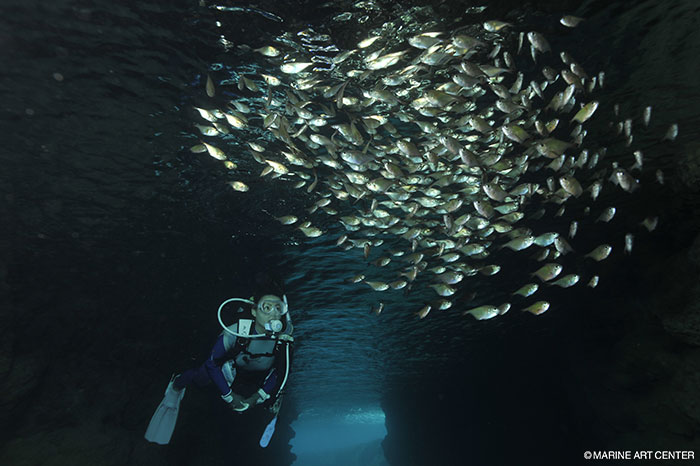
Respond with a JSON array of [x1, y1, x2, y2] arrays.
[[2, 0, 700, 465]]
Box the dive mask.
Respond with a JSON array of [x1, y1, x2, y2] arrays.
[[259, 300, 283, 315], [257, 295, 289, 315]]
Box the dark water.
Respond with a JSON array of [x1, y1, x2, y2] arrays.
[[2, 0, 699, 465]]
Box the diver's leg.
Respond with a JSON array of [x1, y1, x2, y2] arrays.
[[173, 364, 210, 390]]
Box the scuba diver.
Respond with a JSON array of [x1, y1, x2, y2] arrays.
[[145, 294, 294, 447]]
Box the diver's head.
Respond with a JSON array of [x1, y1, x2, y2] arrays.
[[251, 294, 287, 333]]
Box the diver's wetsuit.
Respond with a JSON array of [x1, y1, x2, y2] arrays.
[[173, 323, 292, 406]]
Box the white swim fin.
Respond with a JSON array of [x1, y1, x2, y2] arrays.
[[145, 376, 186, 445], [259, 415, 277, 448]]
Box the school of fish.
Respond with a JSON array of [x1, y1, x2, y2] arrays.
[[188, 5, 674, 321]]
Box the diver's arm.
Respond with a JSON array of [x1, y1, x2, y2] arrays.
[[204, 335, 236, 402], [260, 340, 293, 403]]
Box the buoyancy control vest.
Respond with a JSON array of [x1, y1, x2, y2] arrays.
[[220, 315, 294, 386]]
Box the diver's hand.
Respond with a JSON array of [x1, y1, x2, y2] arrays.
[[226, 393, 250, 412], [251, 388, 271, 406], [241, 393, 263, 407], [230, 399, 250, 412]]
